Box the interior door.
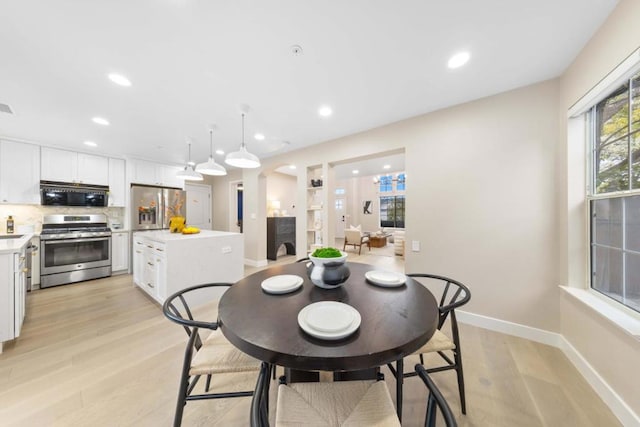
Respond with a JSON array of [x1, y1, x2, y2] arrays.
[[335, 197, 346, 238], [185, 183, 212, 230]]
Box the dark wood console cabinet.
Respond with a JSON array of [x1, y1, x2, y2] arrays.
[[267, 217, 296, 260]]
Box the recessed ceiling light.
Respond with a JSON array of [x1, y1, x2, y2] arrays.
[[108, 73, 132, 87], [215, 149, 224, 155], [383, 164, 391, 169], [84, 141, 97, 147], [254, 133, 265, 141], [289, 165, 297, 170], [318, 105, 333, 117], [447, 51, 470, 69], [92, 117, 110, 126], [352, 170, 359, 174]]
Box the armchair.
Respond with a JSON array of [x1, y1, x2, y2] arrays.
[[343, 229, 370, 254]]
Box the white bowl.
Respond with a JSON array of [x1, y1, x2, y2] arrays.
[[308, 251, 348, 266]]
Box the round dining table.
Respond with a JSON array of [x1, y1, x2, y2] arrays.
[[218, 261, 439, 373]]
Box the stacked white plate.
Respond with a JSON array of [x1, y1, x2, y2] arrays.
[[364, 270, 407, 287], [297, 301, 361, 340], [261, 275, 304, 294]]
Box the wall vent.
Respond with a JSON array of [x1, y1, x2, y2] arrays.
[[0, 103, 14, 114]]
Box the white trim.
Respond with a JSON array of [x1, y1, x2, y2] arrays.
[[457, 310, 639, 426], [560, 287, 640, 340], [244, 258, 268, 268], [568, 47, 640, 117], [456, 310, 562, 347]]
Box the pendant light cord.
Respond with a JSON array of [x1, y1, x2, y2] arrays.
[[209, 129, 214, 157], [241, 113, 246, 149]]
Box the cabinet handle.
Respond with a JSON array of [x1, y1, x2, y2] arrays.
[[135, 250, 142, 254], [146, 282, 154, 288], [147, 262, 154, 266], [155, 247, 164, 252], [146, 245, 153, 248]]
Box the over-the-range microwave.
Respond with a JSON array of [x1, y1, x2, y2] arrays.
[[40, 181, 109, 207]]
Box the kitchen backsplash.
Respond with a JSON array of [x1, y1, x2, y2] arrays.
[[0, 205, 125, 233]]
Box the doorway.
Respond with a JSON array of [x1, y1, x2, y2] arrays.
[[229, 181, 243, 233]]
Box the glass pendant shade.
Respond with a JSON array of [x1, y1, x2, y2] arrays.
[[196, 129, 227, 176], [225, 112, 261, 169]]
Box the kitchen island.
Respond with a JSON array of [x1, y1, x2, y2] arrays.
[[132, 230, 243, 305]]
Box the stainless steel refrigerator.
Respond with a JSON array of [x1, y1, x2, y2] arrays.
[[131, 184, 186, 230]]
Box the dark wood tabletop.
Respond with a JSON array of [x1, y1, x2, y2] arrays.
[[218, 262, 439, 372]]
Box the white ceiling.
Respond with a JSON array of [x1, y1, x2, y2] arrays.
[[0, 1, 618, 170]]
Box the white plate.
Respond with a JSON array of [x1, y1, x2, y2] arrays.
[[364, 270, 407, 287], [298, 302, 361, 340], [261, 275, 304, 294]]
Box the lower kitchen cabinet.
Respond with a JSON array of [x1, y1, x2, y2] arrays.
[[111, 231, 129, 273], [0, 238, 29, 353]]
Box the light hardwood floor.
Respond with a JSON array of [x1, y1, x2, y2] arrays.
[[0, 244, 620, 426]]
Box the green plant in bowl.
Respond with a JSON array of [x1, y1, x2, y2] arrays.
[[311, 247, 342, 258]]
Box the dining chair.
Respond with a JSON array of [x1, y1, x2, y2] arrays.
[[387, 273, 471, 420], [163, 282, 261, 427], [343, 229, 370, 254], [250, 362, 457, 427]]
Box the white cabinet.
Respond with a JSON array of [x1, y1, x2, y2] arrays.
[[134, 237, 166, 301], [132, 237, 145, 286], [108, 158, 126, 207], [0, 240, 28, 353], [41, 147, 109, 185], [0, 140, 40, 204], [130, 159, 183, 188], [111, 231, 129, 273]]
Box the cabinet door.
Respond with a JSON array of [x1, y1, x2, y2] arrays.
[[13, 251, 25, 337], [0, 141, 41, 204], [131, 160, 158, 185], [108, 158, 126, 206], [41, 147, 76, 183], [132, 238, 145, 286], [154, 254, 167, 300], [159, 164, 184, 188], [77, 153, 109, 185], [142, 248, 158, 298], [112, 232, 129, 272]]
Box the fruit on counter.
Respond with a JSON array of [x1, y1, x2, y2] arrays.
[[181, 226, 200, 234], [169, 216, 186, 233]]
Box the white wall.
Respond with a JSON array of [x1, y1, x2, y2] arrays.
[[266, 172, 297, 217], [559, 0, 640, 419]]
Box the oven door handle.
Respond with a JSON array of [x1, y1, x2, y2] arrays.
[[44, 237, 111, 244]]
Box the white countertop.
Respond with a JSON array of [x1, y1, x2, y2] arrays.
[[0, 233, 34, 254], [133, 229, 241, 242]]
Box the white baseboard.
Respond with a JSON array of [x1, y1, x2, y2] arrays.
[[244, 258, 268, 268], [457, 310, 639, 426]]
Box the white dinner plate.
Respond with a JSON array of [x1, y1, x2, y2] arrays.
[[364, 270, 407, 287], [261, 275, 304, 294], [298, 302, 361, 340]]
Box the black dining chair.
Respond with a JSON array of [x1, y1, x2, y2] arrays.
[[250, 362, 457, 427], [387, 273, 471, 420], [163, 282, 261, 427]]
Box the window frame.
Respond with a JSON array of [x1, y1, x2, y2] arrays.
[[587, 71, 640, 314]]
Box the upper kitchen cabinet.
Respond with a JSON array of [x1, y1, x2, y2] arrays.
[[130, 159, 184, 188], [0, 140, 40, 204], [41, 147, 109, 185], [108, 158, 126, 207]]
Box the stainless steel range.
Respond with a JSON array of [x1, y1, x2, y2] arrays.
[[40, 214, 112, 288]]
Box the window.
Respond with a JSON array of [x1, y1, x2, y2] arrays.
[[380, 195, 405, 228], [379, 175, 393, 192], [589, 70, 640, 313]]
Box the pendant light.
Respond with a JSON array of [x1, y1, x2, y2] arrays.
[[225, 106, 261, 169], [196, 126, 227, 176], [176, 139, 203, 181]]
